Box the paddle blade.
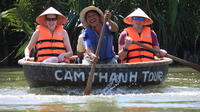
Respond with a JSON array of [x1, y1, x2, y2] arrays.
[[84, 63, 96, 95]]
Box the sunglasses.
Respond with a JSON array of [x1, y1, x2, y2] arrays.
[[133, 17, 145, 21], [46, 17, 57, 21]]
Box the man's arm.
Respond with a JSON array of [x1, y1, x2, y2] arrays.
[[151, 30, 167, 57], [104, 10, 119, 32], [24, 30, 39, 60], [118, 31, 132, 61]]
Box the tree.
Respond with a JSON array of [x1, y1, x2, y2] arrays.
[[0, 0, 199, 65]]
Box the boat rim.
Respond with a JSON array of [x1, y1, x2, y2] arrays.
[[18, 58, 172, 68]]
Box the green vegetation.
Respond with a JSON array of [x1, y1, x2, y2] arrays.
[[0, 0, 199, 66]]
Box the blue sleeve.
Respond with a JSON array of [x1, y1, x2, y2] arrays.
[[84, 38, 92, 47], [84, 33, 92, 47]]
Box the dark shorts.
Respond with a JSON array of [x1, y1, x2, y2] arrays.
[[82, 54, 118, 65]]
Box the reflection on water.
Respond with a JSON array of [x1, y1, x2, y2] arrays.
[[0, 67, 200, 112]]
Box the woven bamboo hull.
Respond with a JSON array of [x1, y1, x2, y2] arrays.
[[18, 58, 172, 88]]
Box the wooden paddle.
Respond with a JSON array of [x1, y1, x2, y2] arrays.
[[84, 16, 107, 95], [131, 40, 200, 72]]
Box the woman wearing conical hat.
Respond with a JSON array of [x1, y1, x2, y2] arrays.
[[118, 8, 167, 63], [79, 6, 119, 64], [24, 7, 73, 63]]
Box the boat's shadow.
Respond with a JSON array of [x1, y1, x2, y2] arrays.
[[28, 83, 169, 95]]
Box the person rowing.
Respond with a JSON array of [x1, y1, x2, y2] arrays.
[[118, 8, 167, 63], [79, 6, 119, 64]]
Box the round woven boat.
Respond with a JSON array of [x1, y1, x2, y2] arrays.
[[18, 58, 172, 88]]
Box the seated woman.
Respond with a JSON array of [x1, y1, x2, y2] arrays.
[[79, 6, 119, 64], [118, 8, 167, 63], [24, 7, 73, 63]]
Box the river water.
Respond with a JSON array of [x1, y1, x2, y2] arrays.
[[0, 67, 200, 112]]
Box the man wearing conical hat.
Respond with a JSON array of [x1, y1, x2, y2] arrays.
[[79, 6, 119, 64], [24, 7, 73, 63], [118, 8, 167, 63]]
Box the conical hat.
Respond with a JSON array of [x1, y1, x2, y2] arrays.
[[123, 8, 153, 25], [36, 7, 67, 26], [79, 6, 104, 27]]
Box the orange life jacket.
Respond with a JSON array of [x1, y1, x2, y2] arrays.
[[124, 27, 155, 63], [35, 25, 68, 62]]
